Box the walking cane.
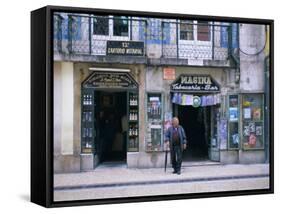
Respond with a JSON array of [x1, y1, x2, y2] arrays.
[[164, 149, 168, 172], [164, 141, 169, 172]]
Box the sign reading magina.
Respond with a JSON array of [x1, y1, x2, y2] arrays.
[[106, 41, 144, 56], [171, 75, 220, 92]]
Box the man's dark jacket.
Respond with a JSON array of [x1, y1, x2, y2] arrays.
[[165, 125, 187, 150]]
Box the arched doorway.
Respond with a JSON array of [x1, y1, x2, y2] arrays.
[[81, 71, 139, 168]]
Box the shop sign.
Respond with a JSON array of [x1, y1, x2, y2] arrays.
[[163, 68, 176, 80], [171, 75, 220, 92], [106, 41, 144, 56], [84, 72, 138, 89]]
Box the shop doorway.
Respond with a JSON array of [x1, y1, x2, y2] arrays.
[[174, 105, 211, 161], [95, 91, 127, 163], [81, 71, 139, 169]]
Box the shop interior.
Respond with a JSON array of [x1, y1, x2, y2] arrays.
[[94, 91, 127, 163], [175, 105, 211, 161]]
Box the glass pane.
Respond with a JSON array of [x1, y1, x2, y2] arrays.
[[146, 93, 162, 151], [229, 122, 239, 149], [242, 94, 264, 149], [81, 91, 94, 153], [197, 21, 210, 41], [180, 20, 193, 40], [113, 16, 129, 37], [229, 95, 239, 122], [211, 107, 220, 148], [93, 16, 109, 35], [242, 94, 263, 121], [180, 20, 194, 40], [147, 94, 162, 120], [128, 92, 139, 152]]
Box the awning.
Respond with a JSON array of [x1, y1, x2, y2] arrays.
[[171, 92, 221, 107]]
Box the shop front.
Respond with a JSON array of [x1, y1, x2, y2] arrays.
[[80, 70, 140, 169], [142, 66, 225, 167], [170, 74, 221, 162], [54, 62, 267, 173]]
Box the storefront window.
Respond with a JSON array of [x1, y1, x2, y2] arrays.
[[128, 91, 139, 152], [242, 94, 264, 149], [211, 106, 220, 148], [146, 93, 163, 152], [81, 89, 95, 153], [228, 95, 239, 149]]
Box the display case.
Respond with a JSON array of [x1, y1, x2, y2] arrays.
[[146, 93, 163, 152], [127, 91, 139, 152], [241, 94, 264, 149], [228, 94, 239, 149], [81, 88, 95, 153]]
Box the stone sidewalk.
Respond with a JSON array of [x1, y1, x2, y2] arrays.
[[54, 163, 270, 201]]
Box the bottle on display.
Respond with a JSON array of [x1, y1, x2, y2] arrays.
[[135, 125, 138, 136], [130, 94, 138, 106], [83, 95, 86, 105], [89, 95, 92, 105]]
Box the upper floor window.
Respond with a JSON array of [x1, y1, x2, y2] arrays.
[[93, 16, 109, 35], [93, 15, 129, 37], [179, 20, 211, 42], [180, 20, 194, 40], [197, 21, 211, 41], [113, 16, 129, 36]]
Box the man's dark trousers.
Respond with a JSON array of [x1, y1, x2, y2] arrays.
[[171, 144, 182, 173]]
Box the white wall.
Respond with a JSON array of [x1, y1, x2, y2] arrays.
[[239, 24, 266, 92], [60, 62, 75, 155], [54, 62, 75, 156]]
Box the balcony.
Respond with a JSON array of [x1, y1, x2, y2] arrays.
[[53, 13, 238, 67]]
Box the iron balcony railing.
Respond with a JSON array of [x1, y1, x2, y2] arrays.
[[54, 13, 238, 61]]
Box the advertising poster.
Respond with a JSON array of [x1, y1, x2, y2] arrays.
[[244, 108, 251, 119], [229, 107, 238, 121], [164, 112, 173, 132]]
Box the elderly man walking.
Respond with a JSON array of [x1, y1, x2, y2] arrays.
[[165, 117, 187, 175]]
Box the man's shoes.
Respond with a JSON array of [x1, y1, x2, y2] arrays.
[[172, 169, 177, 174], [177, 171, 181, 175]]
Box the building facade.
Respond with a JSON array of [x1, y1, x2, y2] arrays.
[[53, 13, 270, 173]]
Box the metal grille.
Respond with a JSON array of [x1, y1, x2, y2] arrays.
[[53, 13, 236, 61], [161, 21, 231, 60]]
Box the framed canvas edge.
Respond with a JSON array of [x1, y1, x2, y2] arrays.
[[31, 5, 274, 208]]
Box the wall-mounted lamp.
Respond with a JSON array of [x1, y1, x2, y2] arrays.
[[235, 69, 240, 84]]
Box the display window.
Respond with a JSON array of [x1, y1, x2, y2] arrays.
[[146, 93, 163, 152], [128, 91, 139, 152], [241, 94, 264, 149], [228, 94, 239, 149]]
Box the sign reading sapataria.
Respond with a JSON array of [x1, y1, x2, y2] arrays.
[[171, 75, 220, 92], [83, 72, 138, 89], [107, 41, 144, 56]]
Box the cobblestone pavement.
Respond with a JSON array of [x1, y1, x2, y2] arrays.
[[54, 163, 270, 201]]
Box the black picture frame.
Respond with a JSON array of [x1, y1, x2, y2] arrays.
[[31, 5, 274, 208]]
